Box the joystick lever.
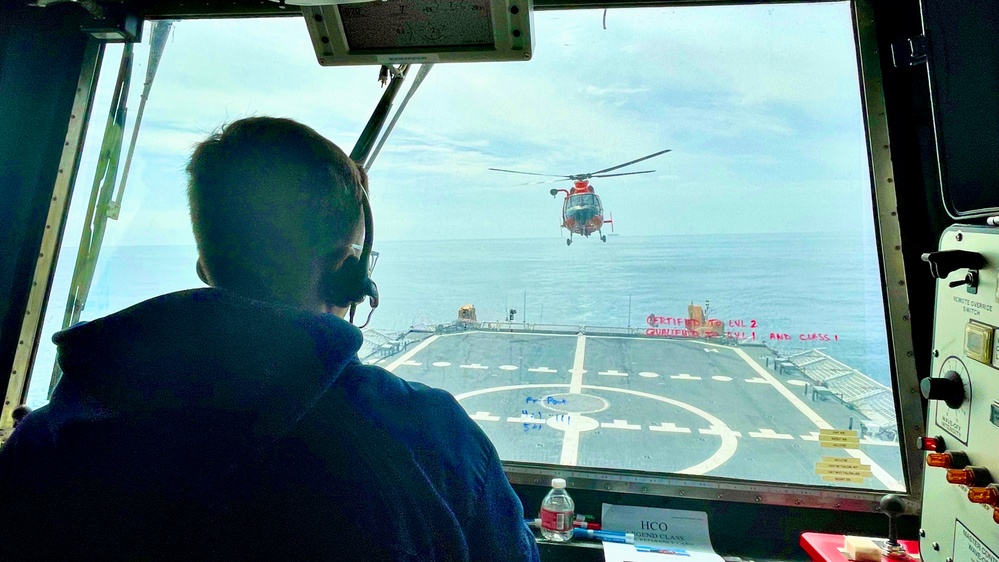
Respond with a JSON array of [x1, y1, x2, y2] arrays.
[[879, 494, 909, 559]]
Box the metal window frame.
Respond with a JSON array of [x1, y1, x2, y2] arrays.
[[3, 0, 924, 514], [0, 39, 104, 436]]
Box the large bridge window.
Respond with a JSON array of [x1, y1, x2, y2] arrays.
[[26, 1, 908, 502]]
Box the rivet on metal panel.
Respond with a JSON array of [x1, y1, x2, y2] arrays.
[[932, 543, 940, 551], [755, 496, 762, 502], [933, 350, 939, 357], [956, 232, 963, 241], [919, 529, 925, 537]]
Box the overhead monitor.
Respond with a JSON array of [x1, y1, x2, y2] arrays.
[[301, 0, 534, 65]]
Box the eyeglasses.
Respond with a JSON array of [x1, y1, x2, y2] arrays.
[[350, 243, 379, 277]]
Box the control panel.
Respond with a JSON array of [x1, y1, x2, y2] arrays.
[[920, 225, 999, 562]]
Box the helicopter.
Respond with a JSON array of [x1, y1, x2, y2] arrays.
[[490, 149, 671, 245]]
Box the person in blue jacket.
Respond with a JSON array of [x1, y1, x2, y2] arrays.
[[0, 117, 540, 561]]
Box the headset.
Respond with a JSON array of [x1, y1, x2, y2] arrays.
[[196, 186, 379, 327], [322, 186, 379, 326]]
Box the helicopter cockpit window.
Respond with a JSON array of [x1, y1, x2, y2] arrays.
[[568, 194, 598, 207], [25, 1, 908, 497]]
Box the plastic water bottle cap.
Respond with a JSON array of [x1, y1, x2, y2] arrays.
[[552, 478, 566, 489]]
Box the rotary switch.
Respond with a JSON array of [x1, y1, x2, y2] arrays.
[[920, 370, 966, 409]]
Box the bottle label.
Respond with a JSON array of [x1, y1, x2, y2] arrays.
[[540, 508, 572, 532]]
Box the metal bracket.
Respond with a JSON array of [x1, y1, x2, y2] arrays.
[[891, 35, 928, 68]]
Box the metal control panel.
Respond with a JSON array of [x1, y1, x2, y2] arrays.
[[920, 225, 999, 561]]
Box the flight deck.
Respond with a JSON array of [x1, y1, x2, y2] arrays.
[[368, 328, 906, 492]]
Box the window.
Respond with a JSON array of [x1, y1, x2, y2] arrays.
[[26, 2, 907, 496]]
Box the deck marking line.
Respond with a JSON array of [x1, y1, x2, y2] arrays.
[[598, 369, 628, 377], [733, 347, 903, 491], [432, 361, 451, 367], [460, 363, 489, 370], [499, 365, 518, 371], [671, 374, 702, 380], [528, 367, 557, 373], [749, 428, 794, 440], [638, 372, 660, 378], [470, 411, 500, 421], [401, 360, 421, 367], [454, 383, 738, 475], [601, 419, 641, 430], [560, 335, 587, 466], [650, 422, 691, 433], [744, 377, 770, 384], [385, 335, 439, 372], [699, 426, 742, 438], [569, 335, 586, 394]]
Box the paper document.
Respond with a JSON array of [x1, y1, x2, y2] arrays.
[[601, 504, 724, 562]]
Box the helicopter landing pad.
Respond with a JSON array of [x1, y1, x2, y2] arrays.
[[377, 330, 905, 491]]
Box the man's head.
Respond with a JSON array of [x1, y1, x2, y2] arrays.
[[187, 117, 366, 314]]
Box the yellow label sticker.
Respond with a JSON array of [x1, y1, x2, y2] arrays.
[[821, 475, 866, 484], [816, 456, 872, 482], [819, 431, 861, 449], [820, 429, 858, 437]]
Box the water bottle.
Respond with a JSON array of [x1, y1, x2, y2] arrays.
[[539, 478, 574, 541]]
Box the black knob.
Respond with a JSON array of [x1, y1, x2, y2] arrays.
[[880, 494, 905, 548], [920, 371, 965, 409], [921, 250, 986, 280]]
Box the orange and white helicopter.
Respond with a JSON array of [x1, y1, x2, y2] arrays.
[[490, 149, 671, 245]]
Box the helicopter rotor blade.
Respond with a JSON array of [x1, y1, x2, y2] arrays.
[[489, 168, 571, 179], [590, 170, 655, 179], [514, 178, 574, 186], [587, 149, 671, 176]]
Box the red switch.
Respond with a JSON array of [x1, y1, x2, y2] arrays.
[[946, 467, 992, 487], [927, 452, 970, 469], [917, 436, 945, 452], [994, 508, 999, 525], [968, 485, 999, 506]]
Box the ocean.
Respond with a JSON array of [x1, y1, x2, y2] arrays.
[[25, 232, 891, 407]]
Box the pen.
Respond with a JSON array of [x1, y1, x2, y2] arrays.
[[635, 545, 691, 556], [571, 528, 635, 544]]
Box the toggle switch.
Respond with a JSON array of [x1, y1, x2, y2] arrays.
[[946, 467, 992, 487]]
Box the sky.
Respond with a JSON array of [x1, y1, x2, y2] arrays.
[[62, 1, 876, 245]]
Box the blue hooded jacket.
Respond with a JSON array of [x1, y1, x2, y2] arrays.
[[0, 289, 540, 561]]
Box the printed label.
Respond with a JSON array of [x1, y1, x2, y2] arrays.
[[540, 508, 572, 532], [954, 520, 998, 562]]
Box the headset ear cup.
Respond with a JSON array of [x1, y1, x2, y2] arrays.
[[324, 255, 363, 308]]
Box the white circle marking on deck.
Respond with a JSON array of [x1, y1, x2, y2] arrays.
[[787, 380, 808, 387], [499, 365, 518, 371], [432, 362, 451, 367], [453, 383, 737, 476], [638, 372, 660, 378], [712, 376, 733, 382]]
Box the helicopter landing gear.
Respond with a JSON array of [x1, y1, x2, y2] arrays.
[[600, 234, 607, 242], [566, 238, 572, 246]]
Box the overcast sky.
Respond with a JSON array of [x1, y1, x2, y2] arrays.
[[64, 1, 875, 245]]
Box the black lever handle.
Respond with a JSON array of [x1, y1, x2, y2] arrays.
[[921, 250, 985, 280]]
